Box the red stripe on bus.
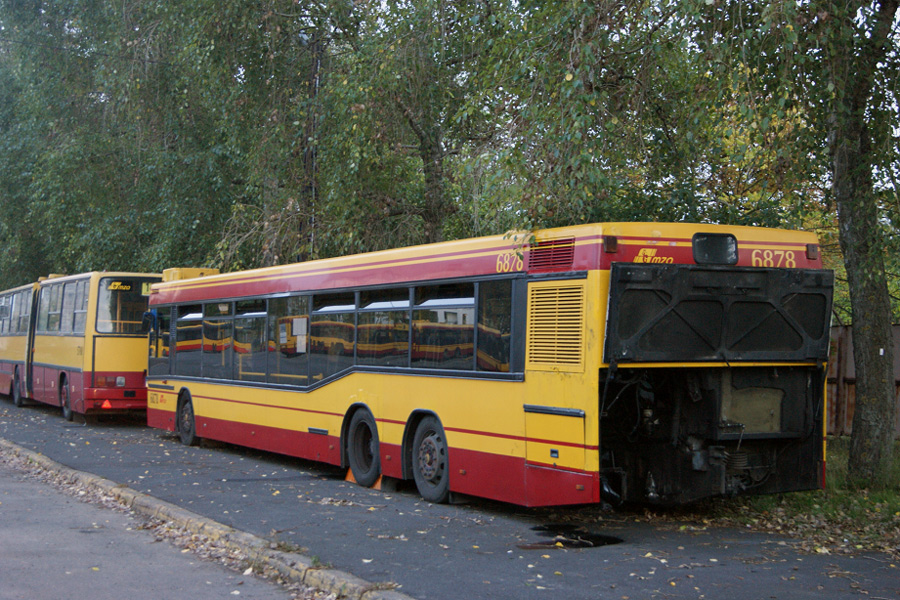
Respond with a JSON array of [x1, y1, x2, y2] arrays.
[[191, 393, 344, 419], [445, 425, 598, 451]]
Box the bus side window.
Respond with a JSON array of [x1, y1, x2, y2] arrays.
[[268, 296, 310, 387], [60, 282, 77, 334], [412, 283, 475, 370], [357, 288, 410, 369], [477, 279, 512, 372], [202, 302, 233, 381], [36, 286, 51, 332], [310, 292, 355, 380], [174, 305, 203, 378], [73, 280, 88, 334], [234, 299, 267, 383], [17, 290, 32, 334], [46, 284, 63, 332], [0, 296, 9, 333], [149, 307, 171, 377], [11, 291, 23, 333]]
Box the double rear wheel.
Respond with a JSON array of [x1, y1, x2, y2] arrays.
[[346, 411, 450, 504]]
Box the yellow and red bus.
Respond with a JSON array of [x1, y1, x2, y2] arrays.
[[0, 281, 40, 407], [146, 223, 833, 506], [0, 272, 161, 420]]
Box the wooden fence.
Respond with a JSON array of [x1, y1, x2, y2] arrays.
[[826, 325, 900, 436]]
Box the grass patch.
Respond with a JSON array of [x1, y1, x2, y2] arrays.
[[708, 437, 900, 557]]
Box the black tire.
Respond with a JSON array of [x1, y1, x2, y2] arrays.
[[60, 377, 73, 422], [412, 415, 450, 503], [347, 410, 381, 487], [12, 369, 24, 407], [178, 394, 200, 446]]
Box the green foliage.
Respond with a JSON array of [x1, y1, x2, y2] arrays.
[[0, 1, 896, 324], [0, 0, 234, 285]]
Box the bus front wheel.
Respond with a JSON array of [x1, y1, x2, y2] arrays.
[[178, 395, 200, 446], [412, 416, 450, 503], [347, 409, 381, 488]]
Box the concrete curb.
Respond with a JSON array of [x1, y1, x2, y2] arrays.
[[0, 438, 414, 600]]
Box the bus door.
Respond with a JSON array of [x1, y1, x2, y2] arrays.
[[25, 285, 39, 397]]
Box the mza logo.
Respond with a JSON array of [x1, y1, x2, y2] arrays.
[[107, 281, 133, 291], [634, 248, 674, 264]]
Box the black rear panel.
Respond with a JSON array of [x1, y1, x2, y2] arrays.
[[604, 264, 833, 364]]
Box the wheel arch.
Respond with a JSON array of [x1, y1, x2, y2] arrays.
[[58, 371, 69, 404]]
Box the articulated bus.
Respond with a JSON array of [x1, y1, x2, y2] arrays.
[[146, 223, 833, 506], [0, 281, 40, 407], [0, 272, 161, 420]]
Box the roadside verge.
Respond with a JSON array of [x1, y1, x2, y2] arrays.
[[0, 437, 414, 600]]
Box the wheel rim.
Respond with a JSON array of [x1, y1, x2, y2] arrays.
[[417, 431, 445, 484]]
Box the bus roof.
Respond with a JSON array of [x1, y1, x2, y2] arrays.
[[150, 222, 821, 306]]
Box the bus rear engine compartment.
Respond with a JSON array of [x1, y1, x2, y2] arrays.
[[599, 261, 832, 505], [599, 366, 825, 505]]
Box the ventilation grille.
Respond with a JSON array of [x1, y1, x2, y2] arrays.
[[527, 284, 585, 371], [527, 237, 575, 272]]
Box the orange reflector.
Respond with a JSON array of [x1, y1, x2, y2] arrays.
[[101, 400, 113, 409]]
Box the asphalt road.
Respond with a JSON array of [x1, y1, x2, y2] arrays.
[[1, 397, 897, 600], [0, 460, 295, 600]]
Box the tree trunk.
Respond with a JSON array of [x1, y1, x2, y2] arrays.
[[298, 30, 324, 262], [829, 0, 898, 488], [420, 134, 447, 244], [397, 96, 451, 244], [835, 138, 897, 487]]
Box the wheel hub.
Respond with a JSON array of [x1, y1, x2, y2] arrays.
[[418, 435, 440, 480]]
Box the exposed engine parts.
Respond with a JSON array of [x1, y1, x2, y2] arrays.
[[599, 366, 823, 505]]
